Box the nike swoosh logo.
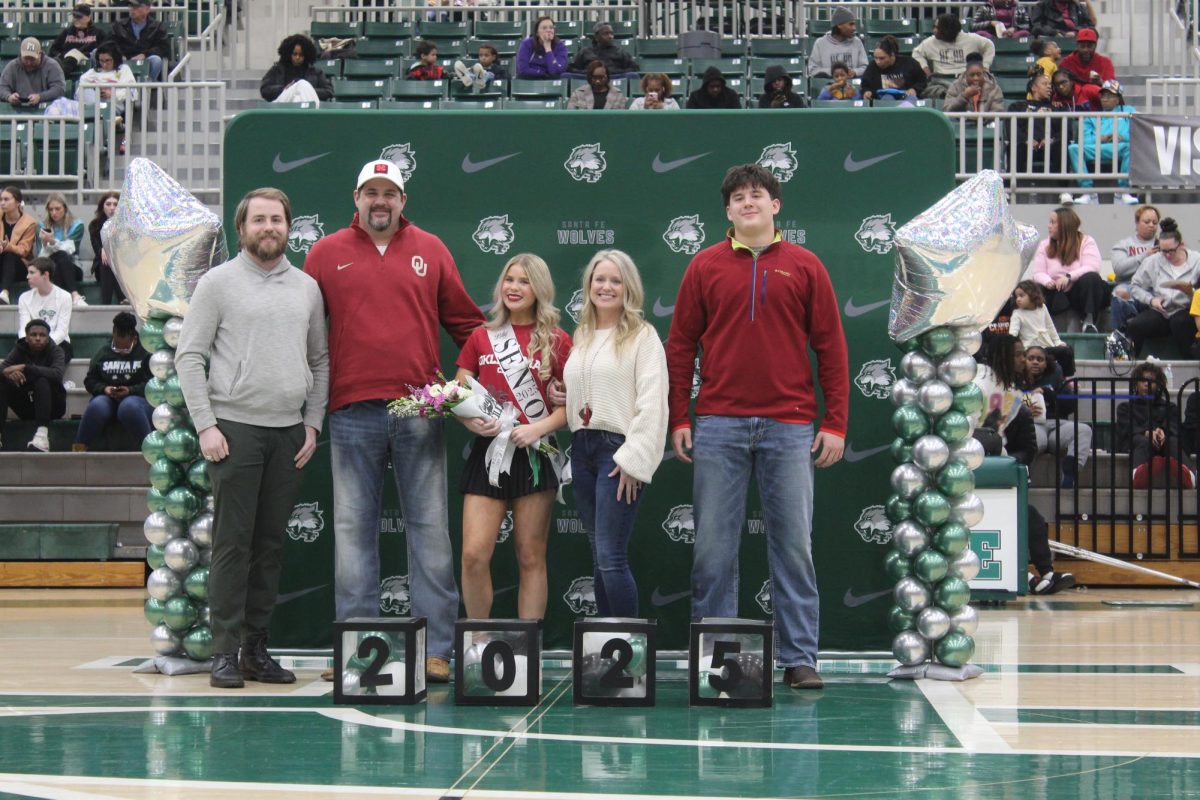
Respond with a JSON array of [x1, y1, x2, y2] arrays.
[[336, 262, 352, 271], [843, 588, 891, 608], [651, 588, 692, 606], [844, 443, 889, 463], [273, 152, 331, 173], [653, 298, 675, 317], [652, 152, 711, 173], [844, 150, 903, 172], [843, 297, 889, 317], [462, 152, 521, 173], [277, 584, 328, 604]]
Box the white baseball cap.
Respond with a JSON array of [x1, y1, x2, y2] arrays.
[[356, 159, 405, 192]]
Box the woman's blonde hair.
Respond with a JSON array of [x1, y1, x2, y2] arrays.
[[574, 248, 648, 353], [486, 252, 560, 382], [42, 192, 74, 232]]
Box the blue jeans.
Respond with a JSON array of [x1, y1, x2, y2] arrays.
[[146, 54, 163, 81], [1110, 290, 1142, 332], [691, 416, 818, 667], [571, 429, 644, 617], [75, 394, 152, 446], [329, 400, 457, 659]]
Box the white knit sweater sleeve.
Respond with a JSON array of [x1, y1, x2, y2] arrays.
[[612, 325, 669, 484]]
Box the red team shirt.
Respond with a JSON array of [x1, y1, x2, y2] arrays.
[[456, 323, 573, 424]]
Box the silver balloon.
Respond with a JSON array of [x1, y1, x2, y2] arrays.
[[342, 667, 363, 696], [917, 380, 954, 416], [949, 437, 985, 471], [936, 351, 978, 388], [888, 170, 1037, 342], [892, 630, 930, 666], [196, 604, 211, 626], [151, 403, 184, 434], [162, 317, 185, 348], [900, 351, 936, 384], [188, 512, 214, 549], [163, 537, 199, 573], [890, 463, 928, 500], [954, 328, 983, 356], [916, 606, 952, 640], [912, 435, 950, 472], [951, 492, 986, 527], [892, 520, 929, 557], [198, 547, 212, 566], [890, 378, 919, 407], [146, 566, 182, 601], [150, 623, 182, 656], [148, 349, 176, 380], [143, 511, 182, 546], [948, 604, 979, 636], [894, 576, 932, 613], [948, 548, 982, 581]]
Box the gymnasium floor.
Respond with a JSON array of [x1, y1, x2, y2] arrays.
[[0, 587, 1197, 799]]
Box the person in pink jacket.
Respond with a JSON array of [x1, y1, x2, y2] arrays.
[[1031, 206, 1109, 332]]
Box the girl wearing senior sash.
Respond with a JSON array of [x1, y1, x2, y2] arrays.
[[455, 253, 571, 620], [562, 250, 668, 617]]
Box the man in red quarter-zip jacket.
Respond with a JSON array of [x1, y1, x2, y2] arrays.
[[304, 159, 485, 684], [665, 163, 849, 692]]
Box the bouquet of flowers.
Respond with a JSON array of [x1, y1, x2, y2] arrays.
[[388, 372, 492, 419]]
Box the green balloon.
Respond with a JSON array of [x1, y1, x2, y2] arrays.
[[184, 567, 209, 601], [934, 522, 971, 556], [164, 375, 186, 408], [936, 462, 976, 497], [934, 577, 972, 611], [921, 327, 957, 358], [147, 543, 166, 570], [935, 411, 971, 443], [887, 604, 916, 633], [627, 636, 648, 678], [140, 318, 165, 352], [886, 495, 913, 524], [895, 336, 922, 352], [913, 491, 952, 526], [892, 404, 929, 443], [935, 632, 975, 667], [951, 383, 984, 415], [163, 596, 198, 632], [141, 429, 167, 465], [148, 457, 184, 493], [884, 550, 912, 581], [912, 549, 949, 583], [165, 486, 201, 521], [144, 596, 167, 625], [146, 486, 168, 514], [187, 459, 211, 492], [163, 428, 199, 464], [890, 437, 913, 464], [183, 625, 214, 660]]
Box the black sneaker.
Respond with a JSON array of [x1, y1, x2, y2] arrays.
[[782, 665, 824, 689], [1032, 570, 1076, 595], [210, 653, 244, 688]]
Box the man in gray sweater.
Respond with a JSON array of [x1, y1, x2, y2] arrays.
[[176, 187, 329, 689], [0, 38, 65, 107]]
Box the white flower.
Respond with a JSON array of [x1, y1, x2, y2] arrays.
[[428, 385, 444, 397]]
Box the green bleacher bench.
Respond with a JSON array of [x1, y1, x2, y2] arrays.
[[440, 99, 500, 110], [689, 57, 746, 77], [721, 38, 748, 56], [0, 523, 118, 560], [554, 20, 585, 40], [342, 59, 401, 78], [992, 53, 1037, 75], [364, 21, 415, 40], [993, 37, 1034, 53], [331, 77, 391, 100], [635, 37, 677, 57], [18, 22, 62, 40], [474, 20, 524, 39], [509, 79, 567, 100], [316, 58, 343, 78], [866, 18, 917, 36], [501, 98, 561, 110], [310, 20, 362, 40], [749, 37, 803, 57], [321, 100, 379, 110], [391, 79, 446, 100], [378, 99, 438, 110], [355, 39, 406, 59], [638, 57, 688, 76], [749, 56, 804, 76], [608, 20, 639, 38], [418, 20, 470, 40], [450, 78, 506, 100]]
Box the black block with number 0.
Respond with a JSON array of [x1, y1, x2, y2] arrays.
[[454, 619, 542, 706], [688, 618, 773, 708], [332, 616, 427, 705], [572, 618, 657, 707]]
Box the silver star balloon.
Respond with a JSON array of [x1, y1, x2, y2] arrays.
[[889, 170, 1038, 343]]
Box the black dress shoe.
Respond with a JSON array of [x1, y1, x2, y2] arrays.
[[782, 665, 824, 690], [239, 636, 296, 684], [210, 653, 244, 688]]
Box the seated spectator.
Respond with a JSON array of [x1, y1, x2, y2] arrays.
[[407, 40, 445, 80], [568, 22, 638, 80], [18, 258, 73, 362], [1117, 360, 1194, 489], [806, 7, 868, 78], [943, 52, 1006, 111], [968, 0, 1033, 38], [861, 35, 927, 101], [1124, 218, 1200, 355], [761, 64, 807, 106], [1110, 204, 1160, 332], [815, 62, 859, 101], [1067, 80, 1136, 205], [1009, 69, 1065, 175], [109, 0, 169, 82], [1022, 346, 1092, 487], [0, 319, 66, 452], [453, 44, 508, 93], [686, 66, 742, 109], [628, 73, 679, 109], [1032, 206, 1108, 332], [89, 192, 123, 305], [1011, 280, 1075, 375], [76, 42, 139, 107], [0, 186, 38, 307], [260, 34, 333, 105], [1030, 0, 1097, 38], [516, 16, 568, 79], [1030, 39, 1061, 80], [913, 14, 996, 99], [74, 311, 151, 452], [1057, 28, 1114, 86], [0, 38, 66, 108], [39, 193, 86, 306], [972, 333, 1039, 466], [50, 4, 106, 79], [566, 61, 625, 109], [1049, 67, 1100, 111]]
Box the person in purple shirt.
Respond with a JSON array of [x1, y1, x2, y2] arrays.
[[516, 16, 568, 79]]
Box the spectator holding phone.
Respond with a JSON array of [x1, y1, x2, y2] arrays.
[[0, 38, 65, 107], [628, 73, 679, 109]]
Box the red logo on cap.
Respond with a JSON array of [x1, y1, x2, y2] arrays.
[[374, 163, 389, 174]]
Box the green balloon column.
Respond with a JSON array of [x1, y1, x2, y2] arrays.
[[141, 314, 214, 663]]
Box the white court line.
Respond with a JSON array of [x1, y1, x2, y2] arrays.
[[992, 722, 1200, 731], [1173, 663, 1200, 675], [980, 704, 1200, 712], [73, 656, 151, 670], [289, 680, 334, 696], [917, 680, 1013, 753]]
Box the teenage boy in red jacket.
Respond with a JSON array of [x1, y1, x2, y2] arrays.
[[666, 163, 849, 691]]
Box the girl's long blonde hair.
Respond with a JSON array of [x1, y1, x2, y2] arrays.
[[43, 192, 75, 233], [573, 249, 648, 354], [486, 252, 560, 382]]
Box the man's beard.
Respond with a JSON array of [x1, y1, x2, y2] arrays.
[[246, 232, 285, 261]]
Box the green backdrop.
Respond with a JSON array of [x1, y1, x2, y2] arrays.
[[223, 108, 956, 652]]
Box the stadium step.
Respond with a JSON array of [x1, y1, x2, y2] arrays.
[[0, 304, 137, 336], [0, 420, 142, 453], [0, 560, 143, 587], [0, 451, 147, 487], [0, 522, 117, 560]]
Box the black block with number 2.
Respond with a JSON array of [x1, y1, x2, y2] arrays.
[[332, 617, 427, 705], [572, 618, 657, 707]]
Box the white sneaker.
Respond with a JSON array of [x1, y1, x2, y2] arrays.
[[73, 293, 88, 307], [28, 429, 49, 452], [453, 60, 472, 88], [471, 63, 488, 91], [1058, 192, 1074, 206], [1073, 193, 1098, 205], [0, 289, 8, 305], [1119, 193, 1140, 205]]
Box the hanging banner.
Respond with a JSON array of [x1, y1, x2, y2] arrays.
[[1130, 114, 1200, 187]]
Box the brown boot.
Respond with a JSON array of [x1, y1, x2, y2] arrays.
[[72, 443, 88, 452], [426, 656, 450, 683]]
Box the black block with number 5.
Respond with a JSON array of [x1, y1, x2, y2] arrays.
[[332, 617, 427, 705], [688, 618, 773, 708], [572, 618, 657, 707], [454, 619, 542, 706]]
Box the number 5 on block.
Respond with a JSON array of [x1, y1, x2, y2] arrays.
[[689, 619, 773, 708]]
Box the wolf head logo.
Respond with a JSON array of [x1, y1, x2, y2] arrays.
[[661, 504, 695, 544], [564, 143, 607, 183], [286, 501, 324, 543], [855, 359, 896, 400], [755, 579, 774, 615], [758, 142, 798, 182], [854, 505, 893, 545], [565, 288, 585, 323], [288, 214, 324, 254], [855, 214, 897, 255], [563, 575, 598, 615], [473, 215, 515, 255], [379, 143, 417, 183], [497, 510, 514, 544], [663, 215, 705, 255], [379, 574, 411, 615]]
